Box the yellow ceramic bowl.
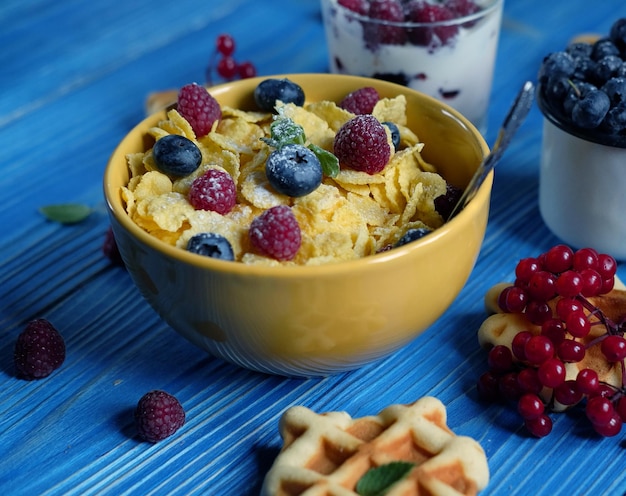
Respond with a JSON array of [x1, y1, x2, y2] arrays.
[[104, 74, 491, 376]]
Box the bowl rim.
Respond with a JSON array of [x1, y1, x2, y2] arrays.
[[104, 73, 492, 278]]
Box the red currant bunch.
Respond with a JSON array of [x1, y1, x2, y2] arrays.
[[477, 245, 626, 438], [206, 34, 257, 86]]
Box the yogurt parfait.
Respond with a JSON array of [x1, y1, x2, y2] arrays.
[[320, 0, 503, 133]]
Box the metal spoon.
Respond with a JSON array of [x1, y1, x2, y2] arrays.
[[447, 80, 535, 220]]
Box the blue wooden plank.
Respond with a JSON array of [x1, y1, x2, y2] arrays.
[[2, 0, 626, 494]]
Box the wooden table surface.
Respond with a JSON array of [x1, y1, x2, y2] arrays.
[[2, 0, 626, 494]]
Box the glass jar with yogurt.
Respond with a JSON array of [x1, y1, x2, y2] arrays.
[[320, 0, 504, 134]]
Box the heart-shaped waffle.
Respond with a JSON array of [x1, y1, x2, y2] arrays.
[[261, 396, 489, 496]]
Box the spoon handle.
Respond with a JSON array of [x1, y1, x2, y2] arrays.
[[447, 80, 535, 220]]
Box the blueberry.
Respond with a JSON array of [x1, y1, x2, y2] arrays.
[[592, 55, 623, 84], [610, 18, 626, 52], [382, 121, 401, 150], [572, 56, 597, 81], [254, 78, 305, 112], [187, 233, 234, 260], [602, 102, 626, 133], [538, 51, 576, 83], [544, 76, 572, 103], [591, 38, 620, 61], [566, 42, 593, 60], [152, 134, 202, 177], [394, 227, 433, 247], [602, 77, 626, 105], [562, 81, 597, 116], [571, 89, 611, 128], [265, 144, 322, 197]]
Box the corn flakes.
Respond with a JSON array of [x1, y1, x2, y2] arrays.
[[122, 93, 448, 265]]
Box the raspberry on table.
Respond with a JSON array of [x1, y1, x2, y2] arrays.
[[333, 114, 391, 175], [188, 169, 237, 214], [14, 319, 66, 380], [134, 390, 185, 443], [249, 205, 301, 261], [339, 87, 380, 115], [103, 226, 125, 266], [177, 83, 221, 138]]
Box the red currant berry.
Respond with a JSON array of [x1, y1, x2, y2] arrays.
[[237, 61, 257, 79], [543, 244, 573, 274], [515, 257, 541, 284], [512, 331, 533, 361], [565, 310, 590, 338], [555, 270, 583, 298], [518, 393, 545, 420], [527, 271, 557, 301], [554, 380, 583, 406], [541, 318, 566, 346], [596, 253, 617, 280], [538, 357, 566, 388], [487, 345, 514, 373], [576, 368, 599, 395], [601, 276, 615, 294], [586, 396, 615, 426], [524, 335, 555, 365], [524, 414, 553, 437], [557, 338, 585, 363], [579, 268, 603, 297], [573, 247, 599, 271], [217, 56, 238, 80], [615, 396, 626, 422], [556, 297, 583, 321], [216, 34, 235, 56], [525, 300, 552, 325], [498, 372, 522, 401], [498, 285, 528, 313], [600, 335, 626, 362], [593, 412, 623, 437], [517, 368, 543, 394], [476, 371, 500, 401]]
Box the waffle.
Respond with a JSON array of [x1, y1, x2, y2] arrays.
[[261, 396, 489, 496], [479, 281, 626, 410]]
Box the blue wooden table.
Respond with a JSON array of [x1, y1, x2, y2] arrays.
[[2, 1, 626, 494]]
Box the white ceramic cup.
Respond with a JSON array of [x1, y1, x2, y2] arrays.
[[539, 113, 626, 260]]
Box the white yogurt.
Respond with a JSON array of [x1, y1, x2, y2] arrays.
[[320, 0, 503, 133]]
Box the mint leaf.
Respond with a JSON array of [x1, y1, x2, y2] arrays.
[[39, 203, 93, 224], [308, 143, 339, 178], [261, 118, 306, 149], [356, 462, 415, 496]]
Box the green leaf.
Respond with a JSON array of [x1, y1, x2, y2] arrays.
[[355, 462, 415, 496], [264, 118, 306, 148], [39, 203, 93, 224], [308, 143, 339, 178]]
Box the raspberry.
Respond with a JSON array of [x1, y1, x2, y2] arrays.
[[366, 0, 406, 46], [339, 87, 380, 115], [177, 83, 221, 138], [249, 205, 301, 261], [405, 2, 458, 47], [188, 169, 237, 214], [338, 0, 369, 15], [14, 319, 66, 380], [134, 390, 185, 443], [445, 0, 479, 17], [333, 114, 391, 174], [103, 227, 124, 266]]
